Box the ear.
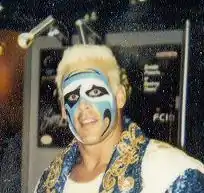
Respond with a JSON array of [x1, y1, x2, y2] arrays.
[[116, 85, 126, 109]]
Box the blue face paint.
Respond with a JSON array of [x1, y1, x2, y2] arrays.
[[62, 69, 117, 144]]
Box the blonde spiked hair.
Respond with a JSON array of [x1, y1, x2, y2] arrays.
[[55, 44, 123, 105]]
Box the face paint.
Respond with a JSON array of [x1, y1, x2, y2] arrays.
[[62, 69, 117, 144]]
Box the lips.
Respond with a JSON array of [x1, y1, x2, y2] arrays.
[[79, 117, 98, 126]]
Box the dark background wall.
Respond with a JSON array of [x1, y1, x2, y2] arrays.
[[0, 0, 204, 162]]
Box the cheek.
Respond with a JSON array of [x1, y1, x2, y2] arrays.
[[104, 117, 110, 128], [74, 115, 80, 129], [95, 100, 114, 119]]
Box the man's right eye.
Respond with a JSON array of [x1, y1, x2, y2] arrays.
[[68, 94, 79, 101], [64, 86, 80, 106]]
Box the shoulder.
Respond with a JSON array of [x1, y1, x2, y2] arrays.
[[141, 139, 204, 193], [143, 139, 204, 171], [35, 140, 78, 192], [34, 149, 69, 192], [145, 139, 203, 170]]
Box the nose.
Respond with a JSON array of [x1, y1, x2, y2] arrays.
[[78, 99, 91, 111]]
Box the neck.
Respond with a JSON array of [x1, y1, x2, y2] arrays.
[[78, 116, 123, 171]]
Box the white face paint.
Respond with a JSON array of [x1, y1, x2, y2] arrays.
[[62, 69, 117, 144], [63, 78, 114, 105]]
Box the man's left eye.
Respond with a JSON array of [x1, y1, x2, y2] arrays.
[[86, 85, 109, 97], [88, 88, 102, 97]]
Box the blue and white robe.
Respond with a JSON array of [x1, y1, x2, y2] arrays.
[[35, 118, 204, 193]]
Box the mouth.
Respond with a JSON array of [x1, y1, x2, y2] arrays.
[[80, 118, 98, 126]]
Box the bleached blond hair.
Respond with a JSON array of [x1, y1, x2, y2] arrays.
[[55, 44, 122, 105]]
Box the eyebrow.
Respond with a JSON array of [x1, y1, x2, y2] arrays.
[[64, 86, 81, 96], [64, 68, 100, 82], [64, 85, 81, 95]]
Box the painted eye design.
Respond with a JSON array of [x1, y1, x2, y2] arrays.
[[64, 87, 80, 108], [86, 85, 108, 97], [88, 88, 102, 97], [68, 94, 79, 101]]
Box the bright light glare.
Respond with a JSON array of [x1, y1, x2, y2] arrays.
[[0, 3, 4, 12]]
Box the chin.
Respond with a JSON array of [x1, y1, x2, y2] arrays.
[[80, 136, 103, 145]]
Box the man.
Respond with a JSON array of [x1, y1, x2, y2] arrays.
[[35, 44, 204, 193]]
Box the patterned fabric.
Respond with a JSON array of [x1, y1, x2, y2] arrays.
[[99, 119, 148, 193], [35, 117, 149, 193], [35, 117, 204, 193], [166, 169, 204, 193]]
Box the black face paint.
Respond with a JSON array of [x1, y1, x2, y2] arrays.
[[64, 86, 80, 108], [86, 85, 109, 98], [67, 111, 75, 131], [101, 109, 111, 136]]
